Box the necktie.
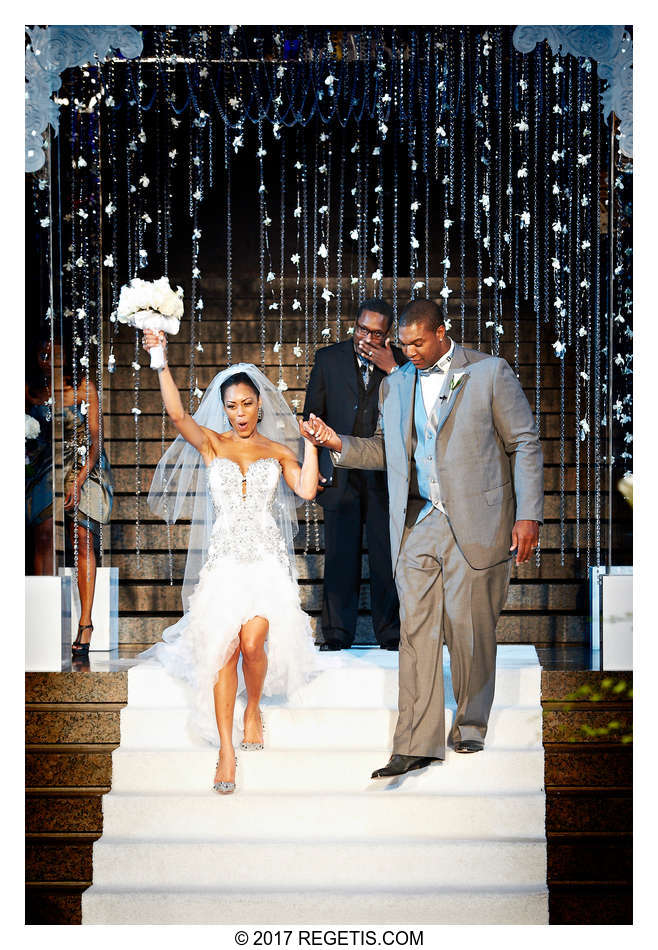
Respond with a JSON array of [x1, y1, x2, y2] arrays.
[[358, 356, 371, 388], [418, 363, 444, 378]]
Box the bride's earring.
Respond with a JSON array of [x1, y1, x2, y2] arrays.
[[257, 406, 262, 422]]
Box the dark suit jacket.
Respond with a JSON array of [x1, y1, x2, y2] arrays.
[[303, 339, 407, 510]]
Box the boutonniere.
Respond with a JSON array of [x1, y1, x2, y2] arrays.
[[450, 372, 467, 392]]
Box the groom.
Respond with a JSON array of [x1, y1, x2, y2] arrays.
[[303, 299, 544, 777]]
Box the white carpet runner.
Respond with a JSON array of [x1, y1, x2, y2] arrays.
[[82, 645, 548, 924]]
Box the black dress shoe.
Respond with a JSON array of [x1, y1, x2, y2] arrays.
[[380, 640, 400, 651], [319, 639, 348, 651], [453, 740, 484, 754], [371, 754, 436, 778]]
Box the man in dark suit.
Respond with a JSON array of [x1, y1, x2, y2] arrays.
[[303, 298, 407, 651]]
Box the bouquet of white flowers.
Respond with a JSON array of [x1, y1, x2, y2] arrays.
[[25, 414, 41, 440], [116, 276, 184, 369]]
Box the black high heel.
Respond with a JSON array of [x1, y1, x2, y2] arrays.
[[72, 623, 93, 657]]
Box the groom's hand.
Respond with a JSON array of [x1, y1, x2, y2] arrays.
[[510, 520, 540, 564], [300, 414, 342, 452]]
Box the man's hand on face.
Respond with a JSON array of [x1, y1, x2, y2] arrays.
[[356, 337, 398, 374]]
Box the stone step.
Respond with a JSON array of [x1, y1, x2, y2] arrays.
[[82, 884, 548, 924], [127, 648, 542, 709], [114, 580, 584, 613], [107, 520, 601, 552], [117, 704, 542, 750], [101, 790, 546, 840], [108, 550, 589, 581], [110, 745, 545, 795], [115, 611, 587, 645], [88, 836, 547, 889]]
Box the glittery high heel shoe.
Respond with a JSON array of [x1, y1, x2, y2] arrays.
[[213, 753, 237, 795], [240, 710, 265, 751]]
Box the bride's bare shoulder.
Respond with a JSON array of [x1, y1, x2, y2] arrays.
[[200, 428, 231, 458]]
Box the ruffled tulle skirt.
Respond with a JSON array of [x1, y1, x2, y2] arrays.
[[141, 553, 318, 744]]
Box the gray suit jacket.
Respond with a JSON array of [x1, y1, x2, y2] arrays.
[[334, 343, 544, 573]]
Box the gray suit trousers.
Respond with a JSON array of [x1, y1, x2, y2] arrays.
[[393, 507, 512, 759]]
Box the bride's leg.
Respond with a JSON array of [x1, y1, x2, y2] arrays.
[[213, 645, 240, 784], [240, 616, 269, 744]]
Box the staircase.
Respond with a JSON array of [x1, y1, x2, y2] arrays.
[[82, 645, 548, 924], [104, 276, 600, 654]]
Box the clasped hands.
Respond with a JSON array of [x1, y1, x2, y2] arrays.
[[299, 414, 341, 452]]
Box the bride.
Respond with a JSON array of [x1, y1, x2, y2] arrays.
[[141, 329, 320, 794]]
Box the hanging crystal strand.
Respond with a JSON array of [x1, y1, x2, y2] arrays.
[[301, 132, 312, 556], [106, 59, 120, 383], [361, 123, 370, 301], [574, 63, 583, 558], [374, 55, 386, 300], [311, 128, 319, 350], [593, 67, 602, 568], [421, 30, 431, 302], [518, 53, 530, 304], [80, 110, 93, 586], [408, 33, 419, 301], [506, 29, 515, 290], [278, 134, 286, 388], [459, 29, 466, 344], [493, 29, 504, 356], [92, 80, 105, 568], [291, 129, 303, 381], [224, 124, 233, 366], [392, 125, 399, 338], [69, 100, 81, 582], [533, 48, 542, 442], [566, 61, 575, 349], [257, 118, 267, 370], [473, 36, 482, 347], [352, 126, 364, 303], [336, 130, 345, 339], [509, 36, 520, 375], [582, 61, 593, 570]]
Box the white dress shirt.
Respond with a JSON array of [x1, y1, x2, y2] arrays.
[[418, 337, 455, 415]]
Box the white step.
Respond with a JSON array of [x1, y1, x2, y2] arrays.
[[101, 791, 546, 840], [110, 746, 544, 794], [118, 703, 542, 749], [90, 838, 547, 889], [129, 647, 542, 709], [83, 886, 549, 924]]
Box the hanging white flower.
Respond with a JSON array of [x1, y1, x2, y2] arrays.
[[371, 269, 382, 282], [192, 266, 201, 278], [233, 135, 243, 153], [551, 150, 563, 163], [318, 164, 327, 174], [273, 342, 282, 353], [294, 206, 302, 218], [498, 279, 506, 289], [267, 271, 275, 282], [193, 188, 202, 200], [515, 118, 529, 132], [268, 302, 279, 310], [483, 277, 495, 287], [257, 147, 267, 158], [517, 166, 528, 179], [372, 147, 380, 156], [410, 236, 419, 249], [290, 253, 300, 266], [581, 101, 591, 112], [169, 149, 177, 161], [273, 123, 281, 138], [552, 183, 561, 195], [436, 126, 446, 138], [76, 308, 86, 321], [108, 354, 116, 373], [193, 387, 203, 399], [350, 229, 359, 240], [413, 281, 425, 290], [496, 324, 504, 334], [40, 217, 50, 228], [351, 187, 357, 196], [579, 419, 590, 440], [410, 200, 420, 212], [294, 161, 302, 170], [79, 355, 89, 368], [196, 299, 204, 311], [293, 344, 303, 358], [552, 62, 564, 74], [229, 97, 240, 109], [581, 240, 591, 250], [552, 221, 562, 233], [441, 257, 450, 268], [552, 339, 566, 357], [321, 328, 331, 338], [506, 185, 513, 197], [325, 74, 335, 86], [196, 342, 204, 352], [371, 243, 380, 254], [411, 160, 418, 171], [139, 249, 148, 261], [277, 379, 289, 391], [579, 326, 587, 337], [483, 235, 490, 249], [577, 153, 591, 166], [350, 277, 359, 284], [439, 285, 452, 299], [78, 445, 87, 457], [580, 278, 590, 288], [374, 185, 383, 194], [379, 122, 388, 136], [142, 213, 152, 224], [78, 209, 88, 220], [319, 205, 328, 215], [444, 318, 452, 331], [317, 243, 328, 259], [518, 78, 528, 91], [193, 228, 202, 239], [503, 232, 511, 245], [322, 287, 335, 302], [381, 94, 391, 104], [444, 218, 453, 229], [258, 183, 266, 194], [351, 143, 359, 154], [553, 297, 563, 310], [25, 415, 40, 440], [77, 156, 87, 168], [291, 398, 301, 411], [553, 104, 562, 115], [131, 361, 140, 371], [580, 371, 590, 381], [140, 175, 149, 188], [292, 299, 301, 311], [551, 258, 561, 270]]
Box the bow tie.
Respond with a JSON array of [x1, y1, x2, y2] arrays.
[[418, 364, 446, 377]]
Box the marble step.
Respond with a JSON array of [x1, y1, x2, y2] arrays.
[[127, 648, 542, 709], [89, 837, 547, 889], [117, 704, 542, 750], [82, 885, 549, 924], [110, 746, 545, 795], [101, 790, 546, 840]]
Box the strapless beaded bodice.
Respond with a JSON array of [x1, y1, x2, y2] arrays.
[[205, 457, 288, 569]]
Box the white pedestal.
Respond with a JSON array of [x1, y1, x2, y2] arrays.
[[25, 575, 72, 671], [590, 566, 633, 671], [59, 566, 119, 651]]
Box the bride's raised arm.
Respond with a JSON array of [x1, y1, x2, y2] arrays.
[[278, 430, 320, 501], [143, 329, 213, 461]]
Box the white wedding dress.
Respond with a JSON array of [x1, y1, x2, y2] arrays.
[[143, 456, 318, 744]]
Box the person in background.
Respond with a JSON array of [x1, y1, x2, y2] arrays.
[[303, 298, 407, 651]]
